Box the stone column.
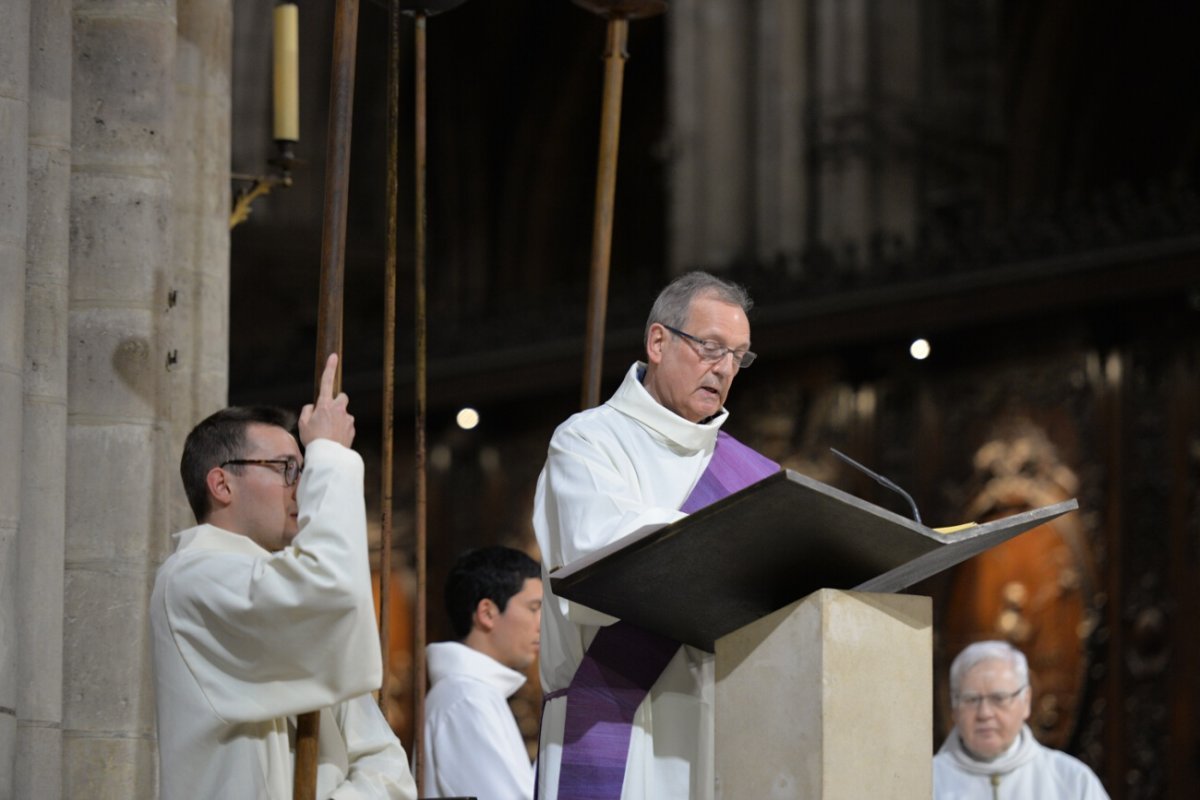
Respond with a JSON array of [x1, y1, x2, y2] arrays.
[[667, 0, 811, 274], [668, 0, 920, 276], [811, 0, 918, 262], [63, 1, 177, 795], [0, 0, 32, 794], [752, 0, 808, 272], [169, 0, 232, 532], [668, 0, 752, 273], [871, 2, 919, 247], [16, 0, 73, 796]]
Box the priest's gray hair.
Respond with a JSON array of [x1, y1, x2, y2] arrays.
[[645, 271, 753, 345], [949, 640, 1030, 700]]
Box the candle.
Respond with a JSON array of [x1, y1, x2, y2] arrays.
[[273, 3, 299, 142]]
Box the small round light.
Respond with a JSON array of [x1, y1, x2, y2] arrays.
[[909, 338, 931, 360], [456, 407, 480, 430]]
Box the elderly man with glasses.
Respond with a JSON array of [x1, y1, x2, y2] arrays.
[[150, 355, 417, 799], [532, 271, 779, 800], [934, 640, 1109, 799]]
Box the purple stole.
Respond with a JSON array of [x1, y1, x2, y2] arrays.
[[549, 431, 779, 800]]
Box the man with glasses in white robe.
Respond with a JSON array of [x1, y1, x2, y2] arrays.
[[533, 272, 778, 800], [934, 640, 1109, 799], [151, 355, 417, 799]]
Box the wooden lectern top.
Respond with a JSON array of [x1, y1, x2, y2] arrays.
[[550, 469, 1078, 651]]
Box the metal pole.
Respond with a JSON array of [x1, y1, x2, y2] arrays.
[[390, 3, 466, 784], [412, 12, 430, 791], [378, 0, 402, 725], [297, 0, 360, 795]]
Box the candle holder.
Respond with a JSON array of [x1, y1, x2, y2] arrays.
[[230, 2, 300, 229], [230, 140, 297, 229]]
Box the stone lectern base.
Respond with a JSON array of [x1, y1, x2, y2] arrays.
[[715, 589, 932, 800]]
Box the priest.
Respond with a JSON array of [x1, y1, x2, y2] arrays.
[[532, 272, 778, 800]]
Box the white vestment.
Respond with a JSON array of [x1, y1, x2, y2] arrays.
[[532, 362, 727, 800], [151, 438, 417, 800], [933, 725, 1110, 799], [422, 641, 535, 800]]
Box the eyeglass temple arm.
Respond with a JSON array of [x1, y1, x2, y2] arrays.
[[829, 447, 923, 526]]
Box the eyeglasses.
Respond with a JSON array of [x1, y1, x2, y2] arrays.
[[954, 685, 1027, 711], [221, 458, 303, 487], [662, 325, 756, 368]]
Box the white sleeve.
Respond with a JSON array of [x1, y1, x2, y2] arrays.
[[328, 694, 418, 800], [1071, 757, 1111, 800], [424, 693, 534, 800], [536, 423, 685, 569], [162, 439, 382, 723]]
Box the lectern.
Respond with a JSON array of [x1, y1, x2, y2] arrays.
[[551, 470, 1077, 799]]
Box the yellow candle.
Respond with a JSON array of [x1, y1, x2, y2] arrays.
[[273, 3, 299, 142]]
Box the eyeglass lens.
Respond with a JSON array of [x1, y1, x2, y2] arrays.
[[223, 458, 301, 486], [672, 328, 755, 367], [958, 687, 1024, 709]]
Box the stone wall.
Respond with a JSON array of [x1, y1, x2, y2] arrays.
[[0, 1, 231, 797]]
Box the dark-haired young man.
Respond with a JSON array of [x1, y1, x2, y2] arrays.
[[422, 546, 543, 800], [150, 355, 416, 799]]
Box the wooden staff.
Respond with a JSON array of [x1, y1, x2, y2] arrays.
[[377, 0, 402, 727], [395, 2, 466, 789], [296, 0, 361, 795], [411, 11, 430, 789], [574, 1, 667, 408]]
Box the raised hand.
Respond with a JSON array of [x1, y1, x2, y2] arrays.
[[299, 353, 355, 448]]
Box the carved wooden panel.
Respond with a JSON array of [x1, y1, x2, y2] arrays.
[[912, 349, 1111, 769], [937, 422, 1096, 751]]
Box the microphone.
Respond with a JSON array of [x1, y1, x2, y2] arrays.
[[829, 447, 923, 526]]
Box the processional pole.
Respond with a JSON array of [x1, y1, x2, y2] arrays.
[[412, 13, 430, 786], [391, 2, 468, 791], [296, 0, 361, 795], [575, 0, 667, 409], [377, 0, 402, 730]]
